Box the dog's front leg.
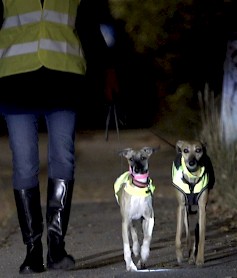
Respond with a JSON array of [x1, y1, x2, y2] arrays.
[[196, 191, 208, 266], [175, 191, 186, 264], [130, 222, 140, 258], [137, 215, 154, 269], [122, 220, 137, 271]]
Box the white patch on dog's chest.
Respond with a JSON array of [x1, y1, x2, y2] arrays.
[[129, 196, 150, 220]]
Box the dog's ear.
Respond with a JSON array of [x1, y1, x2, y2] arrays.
[[118, 148, 133, 158], [176, 140, 183, 154], [200, 141, 207, 155], [142, 146, 159, 156]]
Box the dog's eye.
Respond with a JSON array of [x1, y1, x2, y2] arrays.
[[129, 158, 134, 162], [183, 148, 189, 153], [196, 148, 202, 153], [140, 156, 146, 161]]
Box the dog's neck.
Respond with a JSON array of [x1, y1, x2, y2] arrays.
[[181, 157, 205, 184]]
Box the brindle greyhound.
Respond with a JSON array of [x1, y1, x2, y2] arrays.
[[172, 140, 215, 266], [114, 147, 157, 271]]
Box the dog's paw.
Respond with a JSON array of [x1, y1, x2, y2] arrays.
[[195, 259, 204, 267], [176, 250, 183, 264], [126, 262, 137, 272], [188, 257, 195, 265], [137, 260, 146, 270]]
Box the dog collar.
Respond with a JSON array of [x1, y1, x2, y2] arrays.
[[132, 178, 149, 188]]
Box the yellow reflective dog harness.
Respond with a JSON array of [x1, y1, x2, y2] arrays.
[[114, 171, 155, 203], [172, 156, 209, 205]]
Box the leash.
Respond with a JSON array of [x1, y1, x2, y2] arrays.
[[104, 102, 125, 174], [150, 129, 176, 149], [105, 103, 120, 142]]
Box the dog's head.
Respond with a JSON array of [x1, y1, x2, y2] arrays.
[[119, 147, 157, 177], [176, 140, 206, 172]]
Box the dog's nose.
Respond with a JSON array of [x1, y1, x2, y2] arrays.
[[189, 160, 197, 167], [133, 166, 147, 174], [134, 167, 141, 173], [188, 160, 198, 171]]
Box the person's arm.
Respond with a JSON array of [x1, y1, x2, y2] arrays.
[[76, 0, 119, 103], [76, 0, 109, 68]]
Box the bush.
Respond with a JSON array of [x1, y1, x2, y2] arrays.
[[198, 84, 237, 212]]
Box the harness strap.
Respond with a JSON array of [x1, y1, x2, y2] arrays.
[[181, 176, 202, 193]]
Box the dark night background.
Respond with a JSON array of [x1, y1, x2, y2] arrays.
[[77, 0, 237, 131], [0, 0, 236, 133]]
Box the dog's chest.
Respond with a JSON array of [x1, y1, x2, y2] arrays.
[[183, 174, 200, 185], [129, 196, 152, 220]]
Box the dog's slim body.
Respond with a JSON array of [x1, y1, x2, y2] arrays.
[[172, 140, 215, 266], [114, 147, 156, 271]]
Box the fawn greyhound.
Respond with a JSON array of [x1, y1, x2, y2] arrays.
[[114, 147, 157, 271], [172, 140, 215, 266]]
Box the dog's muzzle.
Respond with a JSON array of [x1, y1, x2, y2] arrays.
[[129, 167, 149, 183], [187, 159, 198, 172]]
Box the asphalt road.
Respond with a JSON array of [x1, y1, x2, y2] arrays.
[[0, 129, 236, 278]]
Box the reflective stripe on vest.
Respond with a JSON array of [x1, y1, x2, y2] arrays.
[[2, 10, 75, 29], [172, 159, 209, 194], [0, 39, 82, 58], [0, 0, 86, 77]]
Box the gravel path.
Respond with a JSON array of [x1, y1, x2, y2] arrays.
[[0, 129, 236, 278]]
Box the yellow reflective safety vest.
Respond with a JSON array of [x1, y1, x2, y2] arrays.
[[114, 171, 155, 203], [172, 156, 209, 205], [0, 0, 86, 78]]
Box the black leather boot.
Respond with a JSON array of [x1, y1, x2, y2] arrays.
[[46, 178, 75, 270], [14, 186, 45, 274]]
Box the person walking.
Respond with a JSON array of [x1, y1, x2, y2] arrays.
[[0, 0, 118, 274]]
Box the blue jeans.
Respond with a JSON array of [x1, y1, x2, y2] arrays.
[[4, 110, 76, 190]]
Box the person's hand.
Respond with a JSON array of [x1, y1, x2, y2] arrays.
[[104, 67, 119, 103]]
